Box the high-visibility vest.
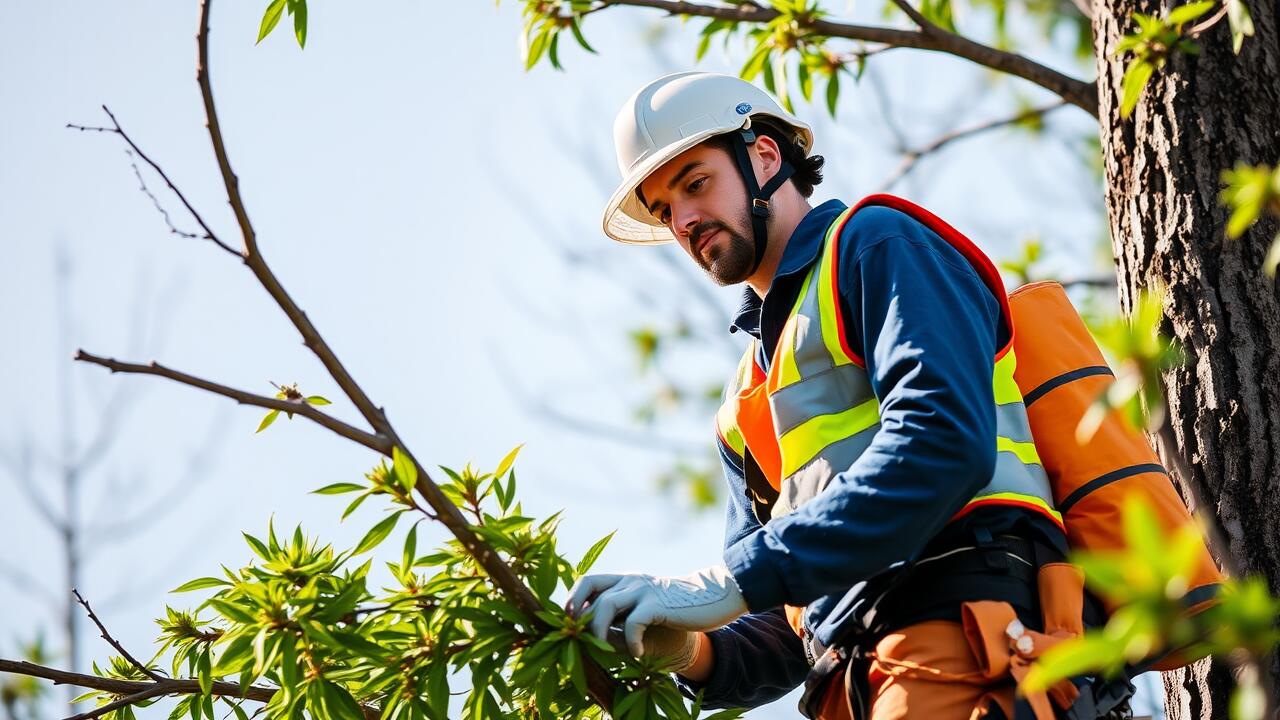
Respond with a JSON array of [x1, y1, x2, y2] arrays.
[[714, 198, 1062, 531]]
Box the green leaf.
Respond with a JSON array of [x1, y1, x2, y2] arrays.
[[569, 18, 596, 54], [392, 446, 418, 493], [197, 648, 212, 697], [213, 634, 255, 676], [494, 444, 523, 479], [1120, 59, 1154, 117], [740, 42, 771, 82], [304, 395, 330, 406], [342, 492, 371, 520], [825, 71, 840, 117], [255, 409, 280, 433], [576, 530, 616, 576], [319, 680, 365, 719], [402, 522, 418, 573], [288, 0, 308, 48], [354, 512, 402, 555], [243, 532, 271, 561], [525, 28, 550, 70], [256, 0, 287, 44], [1225, 0, 1255, 52], [1264, 231, 1280, 277], [426, 657, 449, 720], [171, 577, 230, 593], [1166, 0, 1214, 26], [312, 482, 365, 496]]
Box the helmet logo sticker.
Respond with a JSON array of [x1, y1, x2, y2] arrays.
[[735, 103, 752, 115]]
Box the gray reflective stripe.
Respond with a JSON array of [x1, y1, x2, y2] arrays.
[[790, 266, 836, 376], [769, 363, 875, 435], [980, 452, 1053, 502], [773, 423, 880, 516], [995, 401, 1035, 444]]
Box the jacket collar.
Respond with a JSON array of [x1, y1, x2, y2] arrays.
[[729, 199, 849, 336]]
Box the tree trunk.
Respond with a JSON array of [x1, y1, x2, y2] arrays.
[[1092, 0, 1280, 714]]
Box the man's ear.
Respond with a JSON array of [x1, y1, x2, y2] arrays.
[[752, 133, 783, 184]]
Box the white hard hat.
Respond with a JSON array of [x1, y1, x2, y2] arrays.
[[602, 72, 814, 245]]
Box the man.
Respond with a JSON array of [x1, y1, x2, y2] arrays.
[[566, 71, 1072, 719]]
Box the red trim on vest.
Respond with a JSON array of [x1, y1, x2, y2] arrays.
[[827, 211, 866, 368], [951, 496, 1066, 532], [849, 194, 1015, 360]]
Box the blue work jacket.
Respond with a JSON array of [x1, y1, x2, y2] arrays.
[[677, 199, 1064, 709]]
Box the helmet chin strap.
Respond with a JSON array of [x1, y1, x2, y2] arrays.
[[728, 127, 795, 276]]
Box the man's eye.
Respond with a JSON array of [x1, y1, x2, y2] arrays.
[[660, 207, 671, 224], [689, 177, 706, 192]]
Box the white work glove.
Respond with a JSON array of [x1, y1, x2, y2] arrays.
[[566, 565, 747, 658]]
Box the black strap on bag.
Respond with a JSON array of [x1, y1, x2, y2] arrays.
[[743, 448, 779, 524]]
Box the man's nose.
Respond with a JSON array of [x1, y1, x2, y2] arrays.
[[673, 204, 701, 241]]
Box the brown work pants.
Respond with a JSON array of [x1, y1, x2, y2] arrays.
[[814, 563, 1088, 720], [814, 619, 1015, 720]]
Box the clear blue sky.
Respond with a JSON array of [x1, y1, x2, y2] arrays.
[[1, 1, 1152, 716]]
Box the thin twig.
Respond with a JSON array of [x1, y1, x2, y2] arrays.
[[878, 101, 1069, 192], [591, 0, 1099, 116], [128, 153, 203, 240], [71, 589, 164, 682], [67, 110, 241, 259], [1187, 5, 1229, 37], [74, 351, 390, 455]]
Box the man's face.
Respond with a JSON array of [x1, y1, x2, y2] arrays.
[[638, 142, 755, 286]]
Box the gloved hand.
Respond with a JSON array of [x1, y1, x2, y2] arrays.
[[566, 565, 747, 657]]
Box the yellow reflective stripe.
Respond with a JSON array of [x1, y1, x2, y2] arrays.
[[715, 403, 746, 456], [775, 280, 810, 389], [778, 397, 879, 478], [817, 209, 856, 367], [964, 491, 1064, 527], [997, 436, 1041, 466], [992, 350, 1022, 405]]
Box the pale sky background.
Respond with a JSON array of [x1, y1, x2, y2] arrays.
[[0, 1, 1160, 717]]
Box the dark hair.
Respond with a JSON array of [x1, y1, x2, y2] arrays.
[[705, 119, 825, 198]]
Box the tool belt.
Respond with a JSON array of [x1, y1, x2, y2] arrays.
[[797, 534, 1134, 720]]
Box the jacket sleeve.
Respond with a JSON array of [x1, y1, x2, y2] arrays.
[[723, 207, 1003, 611], [672, 437, 811, 708]]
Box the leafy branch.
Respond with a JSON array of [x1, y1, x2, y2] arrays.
[[506, 0, 1099, 116], [1221, 163, 1280, 276]]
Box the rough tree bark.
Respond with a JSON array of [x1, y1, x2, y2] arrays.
[[1093, 0, 1280, 714]]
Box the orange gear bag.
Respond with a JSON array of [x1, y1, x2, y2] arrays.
[[1007, 281, 1224, 670]]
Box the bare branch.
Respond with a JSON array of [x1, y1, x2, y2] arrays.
[[67, 110, 241, 260], [1059, 276, 1117, 290], [878, 101, 1069, 192], [592, 0, 1099, 116], [73, 351, 390, 455], [0, 655, 285, 712], [71, 590, 163, 682]]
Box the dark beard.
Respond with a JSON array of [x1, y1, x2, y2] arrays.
[[691, 215, 755, 286]]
